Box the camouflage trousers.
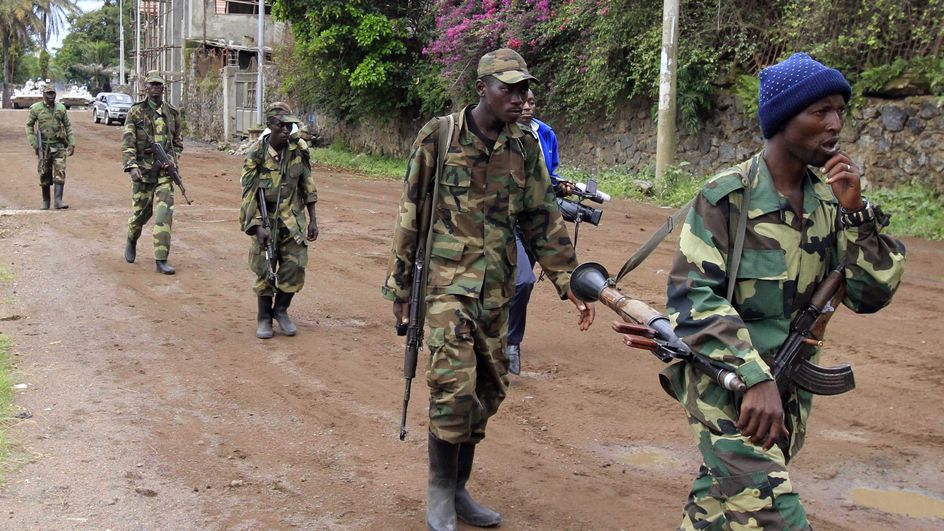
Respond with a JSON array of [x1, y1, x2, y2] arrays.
[[38, 146, 67, 186], [425, 294, 509, 445], [679, 413, 810, 531], [128, 179, 174, 261], [248, 223, 308, 296]]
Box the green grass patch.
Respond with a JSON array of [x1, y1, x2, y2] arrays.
[[0, 268, 12, 282], [0, 334, 13, 470], [309, 144, 406, 180], [567, 163, 707, 207], [869, 183, 944, 240]]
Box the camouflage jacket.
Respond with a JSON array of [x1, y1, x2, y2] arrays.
[[381, 107, 578, 309], [239, 134, 317, 246], [121, 100, 183, 182], [26, 101, 74, 148], [664, 153, 905, 455]]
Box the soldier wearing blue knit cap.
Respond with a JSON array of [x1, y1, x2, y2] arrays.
[[614, 52, 905, 529]]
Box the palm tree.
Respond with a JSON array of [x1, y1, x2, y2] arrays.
[[34, 0, 79, 52], [0, 0, 42, 108], [73, 41, 116, 92]]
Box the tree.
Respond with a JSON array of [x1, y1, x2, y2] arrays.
[[53, 0, 131, 84], [0, 0, 42, 108], [34, 0, 80, 52]]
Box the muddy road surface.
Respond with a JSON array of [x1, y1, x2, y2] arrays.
[[0, 109, 942, 530]]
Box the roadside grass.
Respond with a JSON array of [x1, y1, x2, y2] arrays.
[[0, 334, 13, 473], [0, 268, 12, 282], [308, 145, 943, 240]]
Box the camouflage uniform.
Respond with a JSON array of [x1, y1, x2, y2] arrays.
[[239, 134, 317, 295], [664, 154, 905, 529], [121, 99, 183, 261], [26, 100, 74, 186], [382, 108, 578, 445]]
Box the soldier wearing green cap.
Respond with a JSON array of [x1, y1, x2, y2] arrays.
[[382, 48, 595, 531], [239, 102, 318, 339], [121, 70, 183, 275], [26, 85, 75, 209]]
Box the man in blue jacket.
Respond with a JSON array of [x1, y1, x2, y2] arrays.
[[507, 89, 575, 374]]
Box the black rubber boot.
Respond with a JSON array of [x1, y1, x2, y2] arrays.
[[124, 238, 138, 263], [273, 291, 297, 336], [256, 295, 274, 339], [54, 182, 68, 209], [40, 186, 50, 210], [455, 443, 502, 527], [427, 433, 459, 531], [155, 260, 175, 275]]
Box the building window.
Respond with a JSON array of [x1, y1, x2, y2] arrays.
[[225, 0, 271, 15]]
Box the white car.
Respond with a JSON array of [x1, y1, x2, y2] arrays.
[[91, 92, 133, 125]]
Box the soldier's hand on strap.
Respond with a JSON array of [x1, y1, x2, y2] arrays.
[[129, 168, 143, 182], [737, 379, 789, 451], [566, 288, 595, 331], [307, 221, 319, 241], [67, 145, 75, 156]]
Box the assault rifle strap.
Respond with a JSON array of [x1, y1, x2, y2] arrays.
[[422, 114, 454, 267], [614, 153, 760, 305]]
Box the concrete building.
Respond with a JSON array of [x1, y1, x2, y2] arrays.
[[137, 0, 287, 136]]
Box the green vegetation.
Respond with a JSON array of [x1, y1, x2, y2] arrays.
[[53, 0, 133, 91], [870, 183, 944, 240], [0, 268, 12, 282], [0, 334, 13, 471], [309, 143, 406, 179]]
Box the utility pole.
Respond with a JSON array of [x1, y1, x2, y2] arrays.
[[256, 0, 264, 125], [119, 0, 126, 85], [655, 0, 679, 183], [135, 0, 141, 94]]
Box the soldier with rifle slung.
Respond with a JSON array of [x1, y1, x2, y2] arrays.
[[26, 86, 75, 210], [239, 103, 318, 339], [121, 71, 184, 275], [611, 53, 905, 530], [382, 49, 594, 531]]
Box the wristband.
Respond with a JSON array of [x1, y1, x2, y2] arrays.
[[840, 199, 888, 228]]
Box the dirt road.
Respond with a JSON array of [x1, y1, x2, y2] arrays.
[[0, 109, 942, 530]]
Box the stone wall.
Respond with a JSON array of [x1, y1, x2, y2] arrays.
[[184, 51, 224, 142]]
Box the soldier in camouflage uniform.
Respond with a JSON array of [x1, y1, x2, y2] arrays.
[[615, 53, 905, 530], [121, 71, 184, 275], [239, 102, 318, 339], [382, 49, 594, 531], [26, 86, 75, 210]]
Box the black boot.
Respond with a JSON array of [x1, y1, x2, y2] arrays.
[[455, 443, 502, 527], [124, 238, 138, 263], [54, 182, 68, 209], [428, 433, 459, 531], [155, 260, 175, 275], [256, 295, 274, 339], [40, 186, 50, 210], [273, 291, 297, 336]]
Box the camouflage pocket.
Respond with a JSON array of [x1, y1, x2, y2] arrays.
[[440, 154, 472, 212], [734, 248, 788, 320], [428, 235, 465, 286]]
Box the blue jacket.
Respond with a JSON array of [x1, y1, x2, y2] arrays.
[[528, 118, 562, 188]]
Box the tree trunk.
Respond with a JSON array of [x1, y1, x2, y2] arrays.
[[2, 32, 11, 110]]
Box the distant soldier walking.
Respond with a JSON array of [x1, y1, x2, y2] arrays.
[[239, 103, 319, 339], [122, 71, 183, 275], [26, 86, 75, 209]]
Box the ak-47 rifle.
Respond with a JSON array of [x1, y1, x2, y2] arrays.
[[151, 141, 192, 205], [256, 187, 277, 282], [571, 262, 856, 396], [398, 115, 453, 441], [770, 266, 855, 396], [34, 124, 48, 174]]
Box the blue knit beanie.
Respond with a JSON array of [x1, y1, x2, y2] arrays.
[[758, 53, 851, 138]]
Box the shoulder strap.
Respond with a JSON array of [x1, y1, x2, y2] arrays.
[[724, 153, 760, 303], [614, 198, 694, 283], [420, 114, 454, 266]]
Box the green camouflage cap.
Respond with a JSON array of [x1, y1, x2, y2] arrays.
[[477, 48, 537, 84], [43, 86, 56, 94], [266, 101, 301, 124], [144, 70, 165, 84]]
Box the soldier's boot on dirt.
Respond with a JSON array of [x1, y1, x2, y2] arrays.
[[455, 443, 502, 527], [273, 291, 297, 336], [124, 238, 138, 263], [40, 186, 51, 210], [427, 433, 459, 531], [256, 295, 274, 339], [54, 182, 68, 209], [155, 260, 176, 275]]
